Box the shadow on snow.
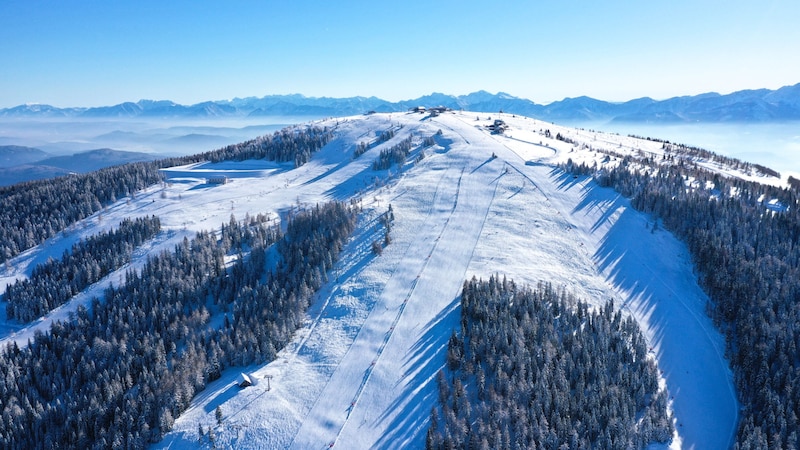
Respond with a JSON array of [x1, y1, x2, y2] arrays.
[[372, 296, 460, 449], [550, 167, 738, 450]]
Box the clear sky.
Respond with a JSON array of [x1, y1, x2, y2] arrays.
[[1, 0, 798, 108]]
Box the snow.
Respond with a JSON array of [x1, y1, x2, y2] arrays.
[[0, 111, 740, 449], [161, 159, 290, 180]]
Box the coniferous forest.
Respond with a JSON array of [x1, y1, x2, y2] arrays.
[[372, 135, 413, 171], [5, 216, 162, 322], [0, 125, 332, 266], [0, 202, 356, 448], [427, 276, 672, 449], [567, 150, 800, 448], [0, 125, 345, 449], [0, 163, 162, 265]]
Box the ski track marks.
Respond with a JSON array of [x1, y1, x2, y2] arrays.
[[328, 167, 465, 448], [291, 149, 501, 448]]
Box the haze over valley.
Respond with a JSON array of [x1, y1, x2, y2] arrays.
[[2, 85, 800, 186]]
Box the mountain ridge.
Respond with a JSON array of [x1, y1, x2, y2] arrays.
[[3, 83, 800, 122], [0, 148, 159, 186], [0, 145, 51, 168]]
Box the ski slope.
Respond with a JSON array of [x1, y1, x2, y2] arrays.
[[0, 111, 738, 449]]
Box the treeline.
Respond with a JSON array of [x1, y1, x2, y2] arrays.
[[0, 201, 357, 448], [372, 135, 414, 171], [0, 163, 162, 265], [5, 216, 162, 322], [157, 125, 333, 168], [566, 154, 800, 448], [354, 127, 399, 159], [228, 201, 357, 365], [427, 276, 672, 449], [628, 133, 777, 178], [0, 126, 333, 266]]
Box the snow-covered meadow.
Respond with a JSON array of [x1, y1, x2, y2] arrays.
[[0, 111, 741, 448]]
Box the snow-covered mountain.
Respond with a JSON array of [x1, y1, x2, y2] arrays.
[[0, 111, 748, 448], [3, 83, 800, 122]]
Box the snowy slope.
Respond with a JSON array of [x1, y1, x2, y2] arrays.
[[0, 112, 738, 449]]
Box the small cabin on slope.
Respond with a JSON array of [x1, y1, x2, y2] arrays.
[[237, 372, 252, 388], [487, 119, 508, 134], [207, 175, 229, 185]]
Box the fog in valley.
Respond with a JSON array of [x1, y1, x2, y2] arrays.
[[0, 116, 320, 157], [566, 120, 800, 178], [3, 117, 798, 178]]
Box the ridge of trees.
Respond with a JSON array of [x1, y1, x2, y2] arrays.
[[0, 163, 163, 266], [0, 125, 333, 266], [371, 130, 440, 172], [5, 215, 162, 322], [565, 150, 800, 448], [627, 134, 780, 178], [372, 135, 414, 171], [0, 201, 357, 448], [156, 125, 332, 169], [427, 276, 672, 449], [354, 126, 400, 159]]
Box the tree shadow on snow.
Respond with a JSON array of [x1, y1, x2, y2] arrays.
[[548, 167, 623, 233], [323, 164, 378, 201], [372, 296, 461, 449], [470, 156, 497, 174], [549, 166, 585, 191], [564, 174, 737, 450], [204, 383, 241, 414]]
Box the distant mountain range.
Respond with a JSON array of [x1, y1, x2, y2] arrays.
[[3, 83, 800, 122], [0, 146, 157, 186]]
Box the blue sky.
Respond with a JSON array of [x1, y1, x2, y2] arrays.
[[1, 0, 798, 107]]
